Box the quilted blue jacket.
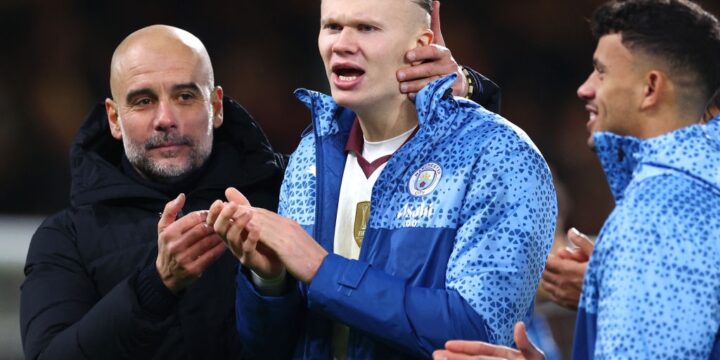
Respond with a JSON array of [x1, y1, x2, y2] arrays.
[[235, 76, 556, 359], [574, 118, 720, 359]]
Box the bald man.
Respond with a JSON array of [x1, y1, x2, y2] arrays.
[[19, 25, 285, 359], [208, 0, 555, 358]]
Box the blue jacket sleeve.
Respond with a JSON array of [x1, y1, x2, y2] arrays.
[[234, 137, 313, 359], [581, 174, 720, 359], [306, 138, 557, 357], [234, 267, 304, 359]]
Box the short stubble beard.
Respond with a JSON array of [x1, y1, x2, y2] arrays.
[[118, 109, 214, 184]]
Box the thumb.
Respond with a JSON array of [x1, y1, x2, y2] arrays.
[[568, 227, 595, 256], [430, 1, 445, 46], [158, 193, 185, 233], [225, 187, 250, 206], [514, 322, 544, 359]]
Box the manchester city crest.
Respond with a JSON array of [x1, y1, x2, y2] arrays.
[[409, 162, 442, 196]]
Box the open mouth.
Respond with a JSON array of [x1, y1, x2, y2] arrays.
[[332, 63, 365, 83], [585, 105, 598, 131]]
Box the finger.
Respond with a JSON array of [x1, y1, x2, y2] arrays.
[[400, 78, 437, 95], [239, 227, 262, 266], [158, 193, 185, 233], [544, 256, 584, 282], [514, 322, 545, 359], [226, 187, 250, 206], [539, 279, 558, 296], [514, 322, 531, 349], [399, 51, 455, 78], [177, 232, 223, 264], [433, 349, 502, 360], [557, 248, 590, 262], [432, 349, 449, 360], [254, 245, 284, 280], [207, 199, 225, 226], [540, 279, 557, 293], [541, 281, 579, 309], [241, 224, 261, 257], [166, 210, 210, 236], [404, 44, 446, 64], [543, 254, 563, 274], [544, 261, 587, 295], [555, 247, 574, 259], [541, 269, 561, 286], [189, 237, 227, 273], [444, 340, 518, 357], [168, 222, 216, 256], [245, 210, 278, 247], [213, 203, 239, 237], [568, 227, 595, 256], [225, 209, 253, 248], [247, 215, 288, 257], [452, 75, 467, 98], [541, 281, 564, 303], [432, 350, 467, 360], [398, 47, 454, 86], [431, 0, 445, 46]]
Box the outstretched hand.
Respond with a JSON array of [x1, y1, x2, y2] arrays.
[[432, 322, 545, 360]]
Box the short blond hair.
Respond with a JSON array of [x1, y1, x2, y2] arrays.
[[412, 0, 431, 14]]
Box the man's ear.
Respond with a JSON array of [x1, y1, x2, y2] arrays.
[[416, 29, 433, 48], [105, 98, 123, 140], [640, 70, 666, 111], [211, 86, 224, 128]]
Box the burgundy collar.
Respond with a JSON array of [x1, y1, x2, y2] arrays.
[[344, 118, 418, 178]]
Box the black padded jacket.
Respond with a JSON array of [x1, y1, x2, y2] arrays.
[[20, 97, 285, 360]]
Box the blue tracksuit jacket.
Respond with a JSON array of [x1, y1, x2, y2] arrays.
[[573, 119, 720, 359], [236, 76, 556, 359]]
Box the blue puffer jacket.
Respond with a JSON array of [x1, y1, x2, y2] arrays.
[[235, 76, 556, 359], [573, 118, 720, 359]]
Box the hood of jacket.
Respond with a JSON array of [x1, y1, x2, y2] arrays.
[[593, 114, 720, 202], [69, 97, 285, 208]]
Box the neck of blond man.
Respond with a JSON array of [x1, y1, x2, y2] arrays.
[[355, 97, 418, 142]]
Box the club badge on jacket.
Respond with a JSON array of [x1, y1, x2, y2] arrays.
[[354, 201, 371, 247]]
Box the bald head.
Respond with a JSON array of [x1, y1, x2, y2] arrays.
[[109, 25, 214, 101], [104, 25, 224, 184]]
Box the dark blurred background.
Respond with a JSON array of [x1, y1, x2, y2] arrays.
[[1, 0, 718, 358], [5, 0, 719, 228]]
